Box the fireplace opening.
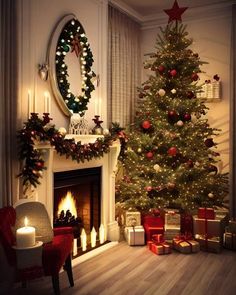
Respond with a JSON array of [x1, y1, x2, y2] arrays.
[[54, 167, 102, 253]]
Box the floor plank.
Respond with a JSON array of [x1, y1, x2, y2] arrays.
[[9, 242, 236, 295]]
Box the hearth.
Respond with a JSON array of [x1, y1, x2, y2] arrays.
[[54, 167, 101, 241]]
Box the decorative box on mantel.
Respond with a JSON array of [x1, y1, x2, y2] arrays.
[[21, 136, 121, 243]]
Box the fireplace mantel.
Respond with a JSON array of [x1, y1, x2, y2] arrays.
[[28, 138, 121, 242]]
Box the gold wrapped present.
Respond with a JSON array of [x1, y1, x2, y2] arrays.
[[195, 234, 221, 253], [125, 211, 141, 227], [173, 236, 200, 254], [165, 211, 181, 231], [193, 214, 228, 243]]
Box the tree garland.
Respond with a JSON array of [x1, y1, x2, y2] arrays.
[[17, 113, 126, 188], [56, 17, 96, 115]]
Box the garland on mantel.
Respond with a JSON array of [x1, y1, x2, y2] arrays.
[[17, 113, 127, 188]]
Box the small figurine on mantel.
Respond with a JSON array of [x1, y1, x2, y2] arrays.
[[92, 115, 103, 135], [69, 113, 89, 135]]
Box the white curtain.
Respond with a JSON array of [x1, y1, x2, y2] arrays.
[[230, 4, 236, 219], [0, 0, 18, 206], [108, 5, 141, 128]]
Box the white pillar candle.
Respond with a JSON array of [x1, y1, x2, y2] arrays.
[[91, 226, 97, 248], [99, 224, 105, 244], [80, 228, 87, 251], [73, 239, 78, 256], [16, 217, 36, 248], [28, 89, 32, 118]]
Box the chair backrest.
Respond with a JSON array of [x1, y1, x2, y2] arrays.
[[0, 206, 17, 265], [14, 201, 53, 244]]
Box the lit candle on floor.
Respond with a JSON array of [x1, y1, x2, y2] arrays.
[[16, 217, 36, 248], [80, 228, 87, 251], [91, 227, 97, 248], [99, 224, 105, 244]]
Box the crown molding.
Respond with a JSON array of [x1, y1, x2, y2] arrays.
[[108, 1, 236, 28], [142, 1, 235, 30]]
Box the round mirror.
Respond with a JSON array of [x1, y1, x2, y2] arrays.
[[48, 14, 96, 117]]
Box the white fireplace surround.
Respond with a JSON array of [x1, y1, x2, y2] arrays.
[[30, 136, 121, 242]]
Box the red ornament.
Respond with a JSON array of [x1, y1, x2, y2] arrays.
[[186, 160, 194, 168], [168, 146, 178, 156], [168, 110, 178, 122], [139, 93, 144, 98], [158, 65, 165, 74], [213, 74, 220, 81], [205, 138, 214, 148], [191, 73, 199, 81], [35, 161, 44, 168], [183, 113, 191, 121], [146, 186, 153, 192], [142, 120, 151, 130], [143, 85, 150, 90], [146, 151, 154, 159], [164, 0, 188, 23], [170, 69, 177, 77]]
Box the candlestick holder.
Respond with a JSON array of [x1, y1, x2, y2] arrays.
[[92, 115, 103, 135]]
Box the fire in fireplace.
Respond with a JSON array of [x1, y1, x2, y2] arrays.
[[53, 167, 101, 240]]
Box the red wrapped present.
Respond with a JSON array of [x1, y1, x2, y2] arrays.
[[181, 213, 193, 235], [142, 215, 164, 242], [173, 234, 200, 254], [148, 234, 171, 255], [198, 208, 215, 220]]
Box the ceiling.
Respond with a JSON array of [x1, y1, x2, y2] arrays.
[[117, 0, 233, 17]]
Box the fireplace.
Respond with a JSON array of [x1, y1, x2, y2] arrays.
[[53, 167, 101, 237]]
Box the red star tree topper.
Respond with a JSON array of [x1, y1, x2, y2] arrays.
[[164, 0, 188, 23]]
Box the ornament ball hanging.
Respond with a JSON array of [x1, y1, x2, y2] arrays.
[[205, 138, 214, 148], [146, 151, 154, 159], [170, 69, 177, 77], [158, 89, 166, 97], [168, 146, 178, 156], [142, 120, 151, 130]]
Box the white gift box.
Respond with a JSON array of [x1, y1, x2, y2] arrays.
[[165, 212, 181, 231], [125, 226, 145, 246], [125, 211, 141, 227]]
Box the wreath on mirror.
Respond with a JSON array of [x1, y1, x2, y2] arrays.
[[56, 18, 96, 116]]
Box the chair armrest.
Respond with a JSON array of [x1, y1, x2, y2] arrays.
[[53, 227, 73, 236]]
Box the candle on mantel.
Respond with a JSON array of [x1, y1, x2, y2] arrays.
[[99, 224, 105, 244], [16, 217, 36, 248], [91, 227, 97, 248], [28, 89, 32, 118], [80, 228, 87, 251]]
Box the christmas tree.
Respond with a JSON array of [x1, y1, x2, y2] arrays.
[[116, 1, 228, 213]]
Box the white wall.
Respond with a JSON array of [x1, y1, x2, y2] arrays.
[[140, 3, 232, 173], [17, 0, 108, 131]]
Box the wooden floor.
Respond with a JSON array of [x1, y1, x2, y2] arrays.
[[10, 241, 236, 295]]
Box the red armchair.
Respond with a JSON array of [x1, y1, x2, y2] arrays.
[[142, 214, 164, 242], [0, 202, 74, 295]]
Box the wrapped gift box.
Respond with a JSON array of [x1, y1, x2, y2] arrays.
[[195, 235, 221, 253], [125, 226, 145, 246], [164, 228, 180, 242], [173, 236, 200, 254], [125, 211, 141, 227], [198, 207, 215, 219], [223, 232, 236, 251], [193, 214, 228, 243], [147, 234, 171, 255], [228, 220, 236, 234], [181, 213, 193, 235], [142, 215, 164, 242], [165, 211, 181, 231]]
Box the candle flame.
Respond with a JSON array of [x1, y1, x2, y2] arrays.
[[24, 216, 28, 227], [57, 191, 77, 218]]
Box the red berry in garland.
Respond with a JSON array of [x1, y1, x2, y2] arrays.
[[142, 120, 151, 130], [187, 91, 194, 99], [170, 69, 177, 77], [35, 161, 44, 168], [168, 146, 178, 156], [146, 186, 153, 192], [205, 138, 214, 148], [191, 73, 199, 81]]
